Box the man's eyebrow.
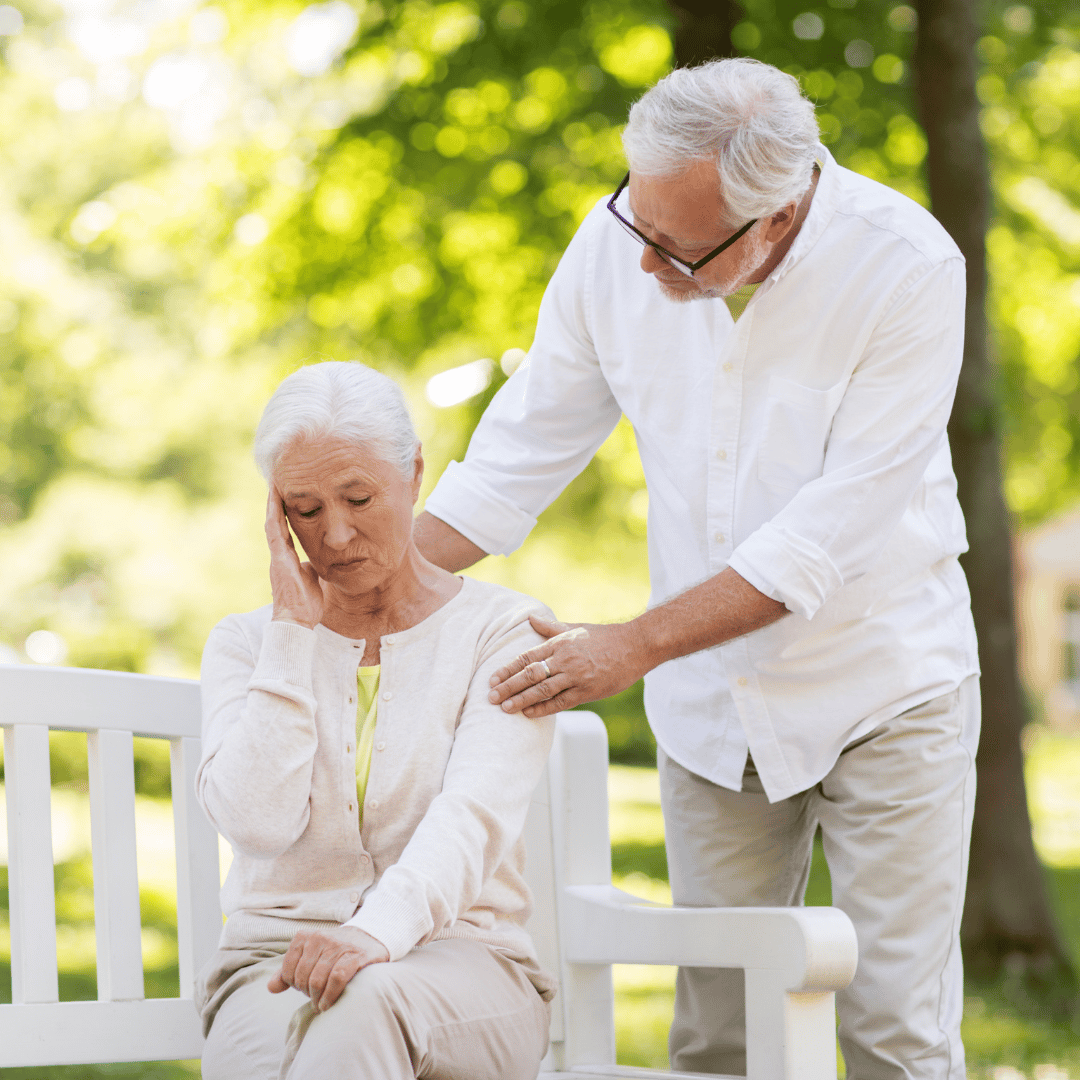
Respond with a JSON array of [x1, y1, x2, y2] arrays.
[[626, 197, 710, 247]]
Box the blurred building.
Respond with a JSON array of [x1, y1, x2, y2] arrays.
[[1017, 509, 1080, 732]]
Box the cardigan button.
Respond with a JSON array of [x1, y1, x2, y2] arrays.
[[360, 854, 370, 864]]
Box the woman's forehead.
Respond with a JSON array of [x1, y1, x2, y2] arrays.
[[274, 436, 391, 494]]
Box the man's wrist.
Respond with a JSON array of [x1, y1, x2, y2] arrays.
[[623, 612, 664, 680]]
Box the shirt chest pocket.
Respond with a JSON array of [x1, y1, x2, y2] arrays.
[[757, 376, 847, 494]]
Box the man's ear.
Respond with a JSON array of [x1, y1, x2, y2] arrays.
[[411, 444, 424, 504], [764, 201, 798, 243]]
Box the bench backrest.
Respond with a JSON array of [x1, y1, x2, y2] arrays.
[[0, 664, 221, 1067]]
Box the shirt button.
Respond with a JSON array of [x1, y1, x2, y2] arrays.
[[368, 799, 379, 810], [381, 691, 392, 701], [723, 362, 734, 373], [376, 741, 386, 751], [716, 448, 727, 461], [349, 891, 359, 903], [385, 636, 396, 645], [715, 532, 725, 544], [738, 677, 748, 687]]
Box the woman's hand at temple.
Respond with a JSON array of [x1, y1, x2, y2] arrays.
[[268, 926, 389, 1011], [266, 487, 325, 629]]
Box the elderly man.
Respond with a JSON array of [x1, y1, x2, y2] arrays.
[[415, 58, 979, 1080]]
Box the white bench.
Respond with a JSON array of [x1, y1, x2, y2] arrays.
[[0, 665, 857, 1078]]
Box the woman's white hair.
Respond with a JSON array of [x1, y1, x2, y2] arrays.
[[254, 360, 418, 481], [622, 58, 820, 225]]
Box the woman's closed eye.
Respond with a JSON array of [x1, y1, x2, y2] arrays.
[[348, 497, 372, 507]]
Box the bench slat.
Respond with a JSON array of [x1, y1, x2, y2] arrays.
[[88, 728, 145, 1001], [3, 724, 59, 1004], [0, 999, 203, 1066], [0, 664, 201, 738], [171, 735, 222, 997]]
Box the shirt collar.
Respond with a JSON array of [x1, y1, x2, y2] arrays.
[[766, 143, 842, 285]]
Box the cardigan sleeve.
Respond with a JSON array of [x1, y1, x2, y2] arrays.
[[196, 615, 321, 859], [343, 606, 556, 959]]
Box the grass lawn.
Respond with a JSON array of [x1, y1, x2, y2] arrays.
[[1, 731, 1079, 1077]]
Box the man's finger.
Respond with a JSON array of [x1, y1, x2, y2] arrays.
[[488, 647, 551, 690], [498, 672, 573, 714], [528, 614, 571, 639], [267, 969, 288, 994], [489, 658, 555, 703], [523, 687, 582, 718]]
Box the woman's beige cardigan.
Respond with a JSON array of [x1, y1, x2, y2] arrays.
[[197, 576, 557, 997]]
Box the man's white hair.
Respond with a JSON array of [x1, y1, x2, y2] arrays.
[[622, 58, 820, 224], [254, 360, 418, 481]]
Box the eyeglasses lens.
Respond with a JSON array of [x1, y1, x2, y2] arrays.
[[612, 214, 695, 277]]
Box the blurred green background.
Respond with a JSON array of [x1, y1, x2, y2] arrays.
[[0, 0, 1079, 1074]]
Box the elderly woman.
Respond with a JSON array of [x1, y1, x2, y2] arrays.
[[195, 361, 556, 1080]]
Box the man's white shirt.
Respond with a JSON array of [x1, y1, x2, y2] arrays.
[[425, 145, 980, 802]]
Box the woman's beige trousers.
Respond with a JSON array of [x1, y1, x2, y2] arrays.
[[199, 937, 550, 1080]]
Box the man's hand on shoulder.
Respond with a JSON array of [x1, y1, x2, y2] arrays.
[[488, 568, 788, 718], [488, 616, 648, 718]]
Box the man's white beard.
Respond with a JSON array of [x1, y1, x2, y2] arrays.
[[654, 226, 771, 304]]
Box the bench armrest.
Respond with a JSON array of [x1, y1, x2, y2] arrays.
[[562, 884, 857, 993]]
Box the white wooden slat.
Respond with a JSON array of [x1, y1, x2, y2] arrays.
[[0, 998, 203, 1066], [3, 724, 59, 1004], [523, 764, 564, 1045], [87, 728, 145, 1001], [0, 664, 200, 738], [548, 713, 617, 1071], [170, 735, 222, 997]]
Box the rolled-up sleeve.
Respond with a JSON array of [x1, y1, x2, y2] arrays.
[[424, 213, 622, 555], [729, 257, 966, 620]]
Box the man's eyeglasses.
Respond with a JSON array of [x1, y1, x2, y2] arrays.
[[606, 172, 758, 278]]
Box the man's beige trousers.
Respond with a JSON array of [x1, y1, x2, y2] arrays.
[[199, 938, 550, 1080], [660, 676, 980, 1080]]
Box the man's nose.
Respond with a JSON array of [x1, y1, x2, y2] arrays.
[[640, 242, 672, 276]]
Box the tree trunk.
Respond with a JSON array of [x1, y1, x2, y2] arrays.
[[665, 0, 741, 66], [914, 0, 1077, 1002]]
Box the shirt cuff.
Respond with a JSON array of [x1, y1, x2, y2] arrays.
[[729, 522, 844, 621], [342, 885, 428, 962], [249, 620, 316, 690], [423, 461, 538, 556]]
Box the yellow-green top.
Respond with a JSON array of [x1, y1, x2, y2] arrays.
[[355, 665, 380, 826], [724, 281, 760, 322]]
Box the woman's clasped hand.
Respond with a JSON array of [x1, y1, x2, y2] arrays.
[[268, 926, 389, 1012]]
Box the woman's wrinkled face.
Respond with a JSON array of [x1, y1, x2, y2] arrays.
[[273, 435, 422, 595]]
